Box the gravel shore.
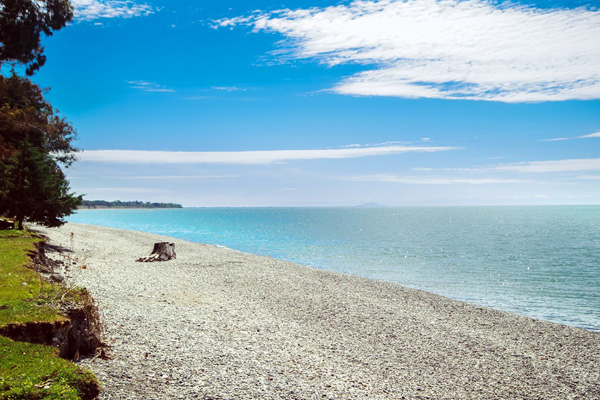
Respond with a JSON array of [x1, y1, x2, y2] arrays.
[[36, 223, 599, 400]]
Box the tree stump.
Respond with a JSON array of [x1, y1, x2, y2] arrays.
[[136, 242, 176, 262], [0, 219, 14, 230]]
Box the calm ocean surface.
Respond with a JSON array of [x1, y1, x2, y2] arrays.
[[68, 206, 600, 331]]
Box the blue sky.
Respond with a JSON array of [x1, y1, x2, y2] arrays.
[[34, 0, 600, 206]]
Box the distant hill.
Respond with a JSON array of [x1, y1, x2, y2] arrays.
[[80, 200, 183, 209], [356, 203, 387, 208]]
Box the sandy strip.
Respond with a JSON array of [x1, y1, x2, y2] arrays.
[[36, 223, 599, 400]]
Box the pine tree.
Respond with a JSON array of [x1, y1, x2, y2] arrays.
[[0, 0, 73, 75], [0, 74, 81, 229], [0, 1, 80, 228]]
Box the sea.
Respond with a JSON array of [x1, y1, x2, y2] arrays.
[[67, 206, 600, 331]]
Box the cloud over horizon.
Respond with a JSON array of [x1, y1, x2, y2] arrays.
[[79, 145, 459, 165], [219, 0, 600, 103], [347, 175, 537, 185], [346, 157, 600, 187], [412, 158, 600, 174]]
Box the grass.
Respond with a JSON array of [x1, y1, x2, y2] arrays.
[[0, 336, 97, 400], [0, 230, 66, 326], [0, 229, 99, 400]]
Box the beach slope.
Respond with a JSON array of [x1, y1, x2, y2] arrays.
[[36, 223, 599, 399]]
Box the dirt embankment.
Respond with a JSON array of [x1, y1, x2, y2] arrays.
[[0, 240, 103, 361]]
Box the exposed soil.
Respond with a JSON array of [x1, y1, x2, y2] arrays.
[[2, 239, 103, 362]]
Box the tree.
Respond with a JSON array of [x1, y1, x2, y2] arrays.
[[0, 1, 80, 229], [0, 74, 81, 229], [0, 0, 73, 75]]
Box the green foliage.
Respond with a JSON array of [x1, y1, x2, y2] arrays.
[[0, 74, 77, 165], [0, 2, 80, 229], [81, 199, 183, 209], [0, 0, 73, 76], [0, 75, 81, 228]]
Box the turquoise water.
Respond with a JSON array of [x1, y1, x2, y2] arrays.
[[67, 206, 600, 331]]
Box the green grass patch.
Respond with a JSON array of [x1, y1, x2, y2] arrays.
[[0, 336, 97, 400], [0, 230, 66, 326], [0, 229, 100, 399]]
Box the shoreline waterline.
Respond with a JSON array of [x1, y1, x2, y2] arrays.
[[35, 222, 599, 400], [66, 206, 600, 332]]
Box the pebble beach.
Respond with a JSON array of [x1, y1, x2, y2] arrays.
[[36, 223, 600, 400]]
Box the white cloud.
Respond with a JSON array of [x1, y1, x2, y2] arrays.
[[127, 80, 174, 93], [79, 145, 459, 164], [542, 130, 600, 141], [184, 96, 212, 101], [575, 175, 600, 180], [72, 0, 154, 20], [81, 187, 166, 193], [495, 194, 551, 200], [347, 175, 536, 185], [493, 158, 600, 173], [220, 0, 600, 102], [578, 131, 600, 139], [212, 86, 247, 92], [412, 158, 600, 174], [113, 175, 236, 180]]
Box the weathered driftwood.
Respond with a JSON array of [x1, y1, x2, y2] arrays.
[[136, 242, 176, 262]]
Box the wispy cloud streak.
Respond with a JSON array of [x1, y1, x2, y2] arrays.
[[81, 187, 165, 193], [71, 0, 154, 20], [542, 131, 600, 141], [418, 158, 600, 173], [114, 175, 237, 180], [212, 86, 247, 92], [127, 80, 175, 93], [219, 0, 600, 102], [578, 132, 600, 139], [347, 175, 536, 185], [79, 145, 459, 165], [493, 158, 600, 173]]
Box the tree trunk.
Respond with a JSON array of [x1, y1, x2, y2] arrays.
[[136, 242, 176, 262]]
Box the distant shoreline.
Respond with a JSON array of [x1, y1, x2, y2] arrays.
[[77, 206, 184, 210], [79, 200, 183, 209]]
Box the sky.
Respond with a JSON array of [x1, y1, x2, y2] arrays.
[[33, 0, 600, 207]]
